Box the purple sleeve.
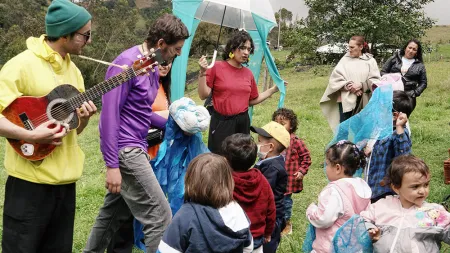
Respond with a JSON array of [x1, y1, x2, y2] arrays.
[[99, 56, 133, 168], [150, 113, 167, 129]]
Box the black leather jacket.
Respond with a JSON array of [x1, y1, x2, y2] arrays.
[[381, 52, 427, 97]]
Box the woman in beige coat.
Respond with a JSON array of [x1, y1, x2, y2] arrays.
[[320, 36, 381, 132]]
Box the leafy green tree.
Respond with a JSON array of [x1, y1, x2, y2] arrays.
[[190, 23, 232, 57], [282, 19, 319, 63], [77, 0, 143, 88], [304, 0, 435, 56]]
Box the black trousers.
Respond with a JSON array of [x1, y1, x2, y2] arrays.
[[107, 215, 134, 253], [208, 108, 251, 154], [2, 176, 76, 253], [338, 103, 353, 123]]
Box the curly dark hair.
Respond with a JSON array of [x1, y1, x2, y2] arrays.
[[400, 39, 423, 63], [272, 108, 298, 133], [222, 30, 254, 61], [326, 140, 367, 176], [145, 14, 189, 47]]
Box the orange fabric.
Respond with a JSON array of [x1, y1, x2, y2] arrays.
[[148, 84, 169, 158], [152, 84, 169, 112]]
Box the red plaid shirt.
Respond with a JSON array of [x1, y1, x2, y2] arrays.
[[284, 134, 312, 194]]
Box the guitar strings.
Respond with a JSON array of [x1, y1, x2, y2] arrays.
[[29, 68, 141, 126], [29, 51, 160, 127], [30, 68, 137, 125], [29, 65, 152, 127], [28, 50, 160, 125], [29, 70, 136, 125]]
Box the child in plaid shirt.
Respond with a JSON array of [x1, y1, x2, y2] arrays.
[[366, 90, 413, 203], [272, 108, 312, 235]]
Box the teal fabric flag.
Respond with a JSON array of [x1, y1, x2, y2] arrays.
[[252, 14, 286, 107], [171, 0, 202, 101]]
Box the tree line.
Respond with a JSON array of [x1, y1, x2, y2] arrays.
[[0, 0, 436, 88]]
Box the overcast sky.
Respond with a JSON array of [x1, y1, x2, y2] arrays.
[[269, 0, 450, 25]]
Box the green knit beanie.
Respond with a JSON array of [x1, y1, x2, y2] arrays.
[[45, 0, 92, 38]]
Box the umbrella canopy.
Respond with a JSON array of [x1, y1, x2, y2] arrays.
[[194, 0, 276, 31]]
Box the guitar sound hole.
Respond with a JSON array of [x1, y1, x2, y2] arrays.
[[50, 102, 71, 121]]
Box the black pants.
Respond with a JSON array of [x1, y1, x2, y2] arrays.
[[338, 103, 353, 123], [208, 109, 250, 154], [107, 215, 134, 253], [2, 176, 76, 253]]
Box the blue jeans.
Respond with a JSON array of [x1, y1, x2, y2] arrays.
[[284, 194, 293, 220]]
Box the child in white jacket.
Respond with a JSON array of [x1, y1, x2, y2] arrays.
[[362, 155, 450, 252]]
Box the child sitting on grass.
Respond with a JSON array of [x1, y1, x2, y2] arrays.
[[222, 133, 276, 253], [362, 155, 450, 252], [272, 108, 312, 235], [307, 140, 372, 253], [251, 121, 290, 253]]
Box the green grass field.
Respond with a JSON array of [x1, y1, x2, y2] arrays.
[[0, 58, 449, 252]]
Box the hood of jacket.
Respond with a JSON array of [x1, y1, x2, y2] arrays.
[[188, 202, 251, 252], [26, 35, 72, 74], [343, 52, 374, 61], [232, 169, 265, 204]]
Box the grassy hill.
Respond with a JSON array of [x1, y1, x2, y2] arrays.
[[423, 25, 450, 44], [0, 58, 449, 252]]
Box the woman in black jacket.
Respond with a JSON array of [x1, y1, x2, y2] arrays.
[[381, 39, 427, 112]]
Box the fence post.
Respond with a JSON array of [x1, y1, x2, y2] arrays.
[[263, 62, 269, 91]]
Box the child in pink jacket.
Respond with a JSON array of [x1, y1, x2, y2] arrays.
[[361, 155, 450, 253], [306, 140, 372, 253]]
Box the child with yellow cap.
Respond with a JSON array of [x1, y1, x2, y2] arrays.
[[251, 121, 290, 253]]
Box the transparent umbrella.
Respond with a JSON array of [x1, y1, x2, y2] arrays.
[[194, 0, 276, 68]]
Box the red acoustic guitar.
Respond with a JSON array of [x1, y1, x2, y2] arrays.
[[2, 49, 164, 161]]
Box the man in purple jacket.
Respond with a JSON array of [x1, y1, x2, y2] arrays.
[[84, 14, 189, 253]]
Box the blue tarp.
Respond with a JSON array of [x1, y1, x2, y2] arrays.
[[134, 116, 209, 250], [326, 85, 394, 177]]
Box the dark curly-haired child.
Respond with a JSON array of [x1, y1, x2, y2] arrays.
[[272, 108, 312, 235]]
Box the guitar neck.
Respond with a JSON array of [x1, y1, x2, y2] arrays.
[[66, 67, 146, 109]]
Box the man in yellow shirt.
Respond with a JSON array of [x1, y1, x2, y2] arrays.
[[0, 0, 96, 252]]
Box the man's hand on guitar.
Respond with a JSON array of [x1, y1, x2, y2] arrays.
[[76, 101, 97, 119], [106, 168, 122, 194], [27, 120, 69, 145]]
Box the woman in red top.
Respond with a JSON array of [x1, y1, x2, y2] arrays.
[[198, 30, 281, 154]]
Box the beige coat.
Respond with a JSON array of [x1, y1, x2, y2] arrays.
[[320, 53, 380, 131]]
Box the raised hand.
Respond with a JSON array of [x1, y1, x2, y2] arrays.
[[198, 55, 208, 73], [396, 112, 408, 127]]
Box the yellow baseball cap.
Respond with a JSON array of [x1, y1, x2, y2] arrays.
[[250, 121, 290, 148]]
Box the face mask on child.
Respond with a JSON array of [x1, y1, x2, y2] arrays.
[[257, 143, 271, 160]]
